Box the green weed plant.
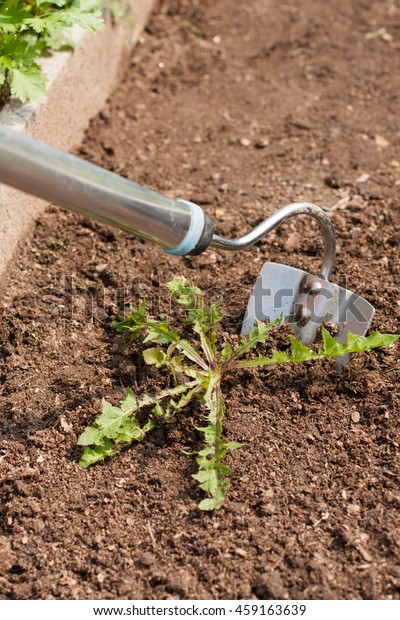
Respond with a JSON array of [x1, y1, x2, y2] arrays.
[[0, 0, 103, 103], [78, 277, 398, 510]]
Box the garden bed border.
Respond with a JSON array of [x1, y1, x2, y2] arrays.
[[0, 0, 156, 286]]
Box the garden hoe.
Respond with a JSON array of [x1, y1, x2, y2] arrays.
[[0, 125, 374, 367]]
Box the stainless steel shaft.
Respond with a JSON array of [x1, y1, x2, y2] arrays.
[[0, 126, 336, 274], [211, 202, 336, 280], [0, 125, 213, 254]]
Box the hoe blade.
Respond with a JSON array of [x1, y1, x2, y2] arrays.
[[241, 263, 375, 369]]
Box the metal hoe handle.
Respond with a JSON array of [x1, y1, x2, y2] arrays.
[[0, 125, 214, 256], [211, 202, 336, 280], [0, 127, 335, 272]]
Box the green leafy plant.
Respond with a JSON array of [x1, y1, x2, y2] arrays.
[[78, 277, 398, 510], [0, 0, 104, 104]]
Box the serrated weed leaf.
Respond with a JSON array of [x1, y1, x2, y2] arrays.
[[168, 276, 202, 306], [79, 277, 398, 510], [112, 299, 148, 338], [220, 342, 232, 362], [77, 425, 103, 447], [11, 64, 47, 102], [121, 387, 137, 412], [229, 316, 283, 364], [346, 330, 398, 352], [80, 439, 116, 469], [321, 327, 348, 356], [78, 380, 199, 467], [289, 336, 319, 362], [225, 441, 243, 450], [270, 350, 292, 363], [168, 277, 222, 346], [0, 0, 104, 104], [198, 497, 225, 511], [142, 347, 166, 367], [191, 385, 240, 510], [143, 322, 179, 345], [318, 328, 398, 358]]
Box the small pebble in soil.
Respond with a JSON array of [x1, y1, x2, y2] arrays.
[[255, 137, 269, 148], [356, 173, 370, 183], [351, 411, 361, 423], [347, 503, 361, 515], [374, 134, 390, 148], [284, 232, 301, 252]]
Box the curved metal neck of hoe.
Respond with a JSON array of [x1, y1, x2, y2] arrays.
[[211, 202, 336, 281]]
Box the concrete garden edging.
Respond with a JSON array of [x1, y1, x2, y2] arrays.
[[0, 0, 155, 284]]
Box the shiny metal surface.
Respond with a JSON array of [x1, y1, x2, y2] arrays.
[[0, 125, 193, 249], [241, 262, 375, 369], [0, 127, 374, 369], [211, 202, 336, 280]]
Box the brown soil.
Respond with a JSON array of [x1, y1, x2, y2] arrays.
[[1, 0, 400, 601]]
